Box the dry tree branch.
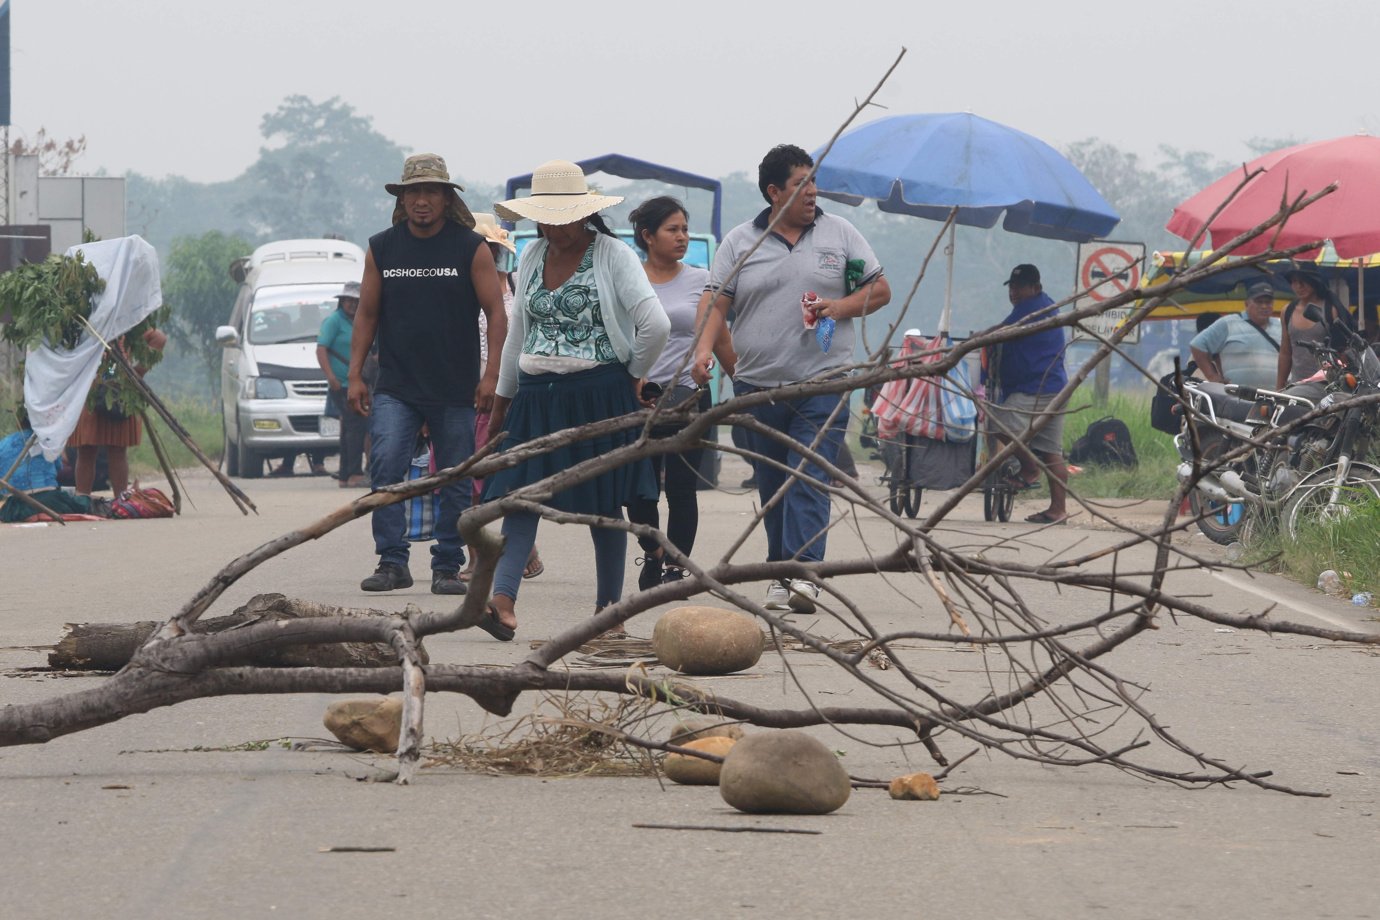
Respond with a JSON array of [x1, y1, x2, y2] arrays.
[[1, 57, 1370, 800]]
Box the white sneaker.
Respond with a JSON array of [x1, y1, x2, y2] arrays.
[[763, 580, 791, 610], [787, 579, 821, 614]]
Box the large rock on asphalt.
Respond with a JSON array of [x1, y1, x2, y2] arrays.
[[324, 697, 403, 753], [652, 606, 763, 675], [667, 716, 745, 746], [664, 736, 737, 785], [719, 731, 851, 814]]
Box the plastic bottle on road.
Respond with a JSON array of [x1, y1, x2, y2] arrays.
[[1351, 592, 1372, 607]]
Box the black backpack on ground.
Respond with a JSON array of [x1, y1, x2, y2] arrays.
[[1070, 416, 1138, 468]]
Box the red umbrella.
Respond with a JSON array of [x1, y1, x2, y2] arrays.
[[1167, 134, 1380, 259]]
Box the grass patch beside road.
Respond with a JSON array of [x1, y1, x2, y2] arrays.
[[1063, 391, 1177, 499], [1249, 501, 1380, 603], [130, 399, 223, 477]]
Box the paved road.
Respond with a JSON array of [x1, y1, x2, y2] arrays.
[[1, 456, 1376, 920]]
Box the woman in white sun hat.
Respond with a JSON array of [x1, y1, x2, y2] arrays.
[[476, 160, 670, 641]]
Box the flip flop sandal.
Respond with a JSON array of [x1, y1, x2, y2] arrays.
[[1024, 511, 1067, 525], [523, 552, 545, 580], [476, 603, 516, 642]]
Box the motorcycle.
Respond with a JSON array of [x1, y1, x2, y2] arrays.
[[1171, 304, 1380, 543]]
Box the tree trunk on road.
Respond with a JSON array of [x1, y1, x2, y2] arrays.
[[47, 593, 423, 671]]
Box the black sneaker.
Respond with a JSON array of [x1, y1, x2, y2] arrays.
[[636, 552, 664, 591], [360, 563, 413, 592], [661, 564, 689, 585], [431, 570, 468, 595]]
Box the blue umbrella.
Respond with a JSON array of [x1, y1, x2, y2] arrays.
[[813, 113, 1120, 333], [813, 112, 1120, 241]]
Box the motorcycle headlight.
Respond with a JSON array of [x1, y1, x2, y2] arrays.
[[247, 376, 288, 399]]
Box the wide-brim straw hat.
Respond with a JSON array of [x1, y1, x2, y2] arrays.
[[385, 153, 466, 196], [472, 213, 517, 254], [494, 159, 623, 226]]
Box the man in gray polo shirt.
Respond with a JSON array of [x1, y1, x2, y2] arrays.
[[1189, 281, 1282, 389], [692, 143, 891, 613]]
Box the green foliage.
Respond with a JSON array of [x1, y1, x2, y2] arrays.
[[238, 95, 407, 243], [0, 253, 106, 351], [163, 231, 250, 373], [0, 249, 170, 418]]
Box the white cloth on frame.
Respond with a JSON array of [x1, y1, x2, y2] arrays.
[[23, 236, 164, 461]]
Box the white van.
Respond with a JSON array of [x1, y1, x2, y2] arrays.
[[215, 238, 364, 478]]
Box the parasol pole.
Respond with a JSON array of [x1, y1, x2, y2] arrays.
[[940, 222, 955, 336], [1358, 258, 1366, 336]]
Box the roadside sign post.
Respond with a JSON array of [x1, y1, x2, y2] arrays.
[[1071, 241, 1145, 402]]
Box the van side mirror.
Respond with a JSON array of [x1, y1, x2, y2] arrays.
[[1303, 303, 1324, 323], [215, 325, 240, 347]]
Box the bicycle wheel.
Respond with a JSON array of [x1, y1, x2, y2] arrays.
[[1283, 466, 1380, 540], [904, 484, 923, 518]]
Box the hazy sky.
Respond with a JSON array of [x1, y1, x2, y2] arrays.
[[12, 0, 1380, 187]]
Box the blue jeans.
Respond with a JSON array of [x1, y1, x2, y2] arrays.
[[732, 382, 846, 563], [369, 393, 475, 572]]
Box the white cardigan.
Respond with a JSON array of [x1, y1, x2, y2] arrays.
[[498, 233, 670, 399]]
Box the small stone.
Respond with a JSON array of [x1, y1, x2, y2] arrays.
[[719, 731, 851, 815], [652, 606, 763, 675], [664, 736, 736, 785], [888, 772, 941, 801], [324, 697, 402, 753], [667, 717, 745, 746]]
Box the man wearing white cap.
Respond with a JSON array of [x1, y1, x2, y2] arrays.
[[348, 153, 509, 595]]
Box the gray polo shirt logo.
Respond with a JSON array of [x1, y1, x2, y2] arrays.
[[817, 249, 843, 275]]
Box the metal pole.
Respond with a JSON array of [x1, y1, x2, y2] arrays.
[[940, 223, 955, 336]]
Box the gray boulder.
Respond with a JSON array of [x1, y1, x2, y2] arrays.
[[719, 731, 851, 814]]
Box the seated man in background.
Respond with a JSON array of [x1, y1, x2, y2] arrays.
[[1189, 282, 1281, 389]]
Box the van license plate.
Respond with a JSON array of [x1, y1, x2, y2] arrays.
[[320, 417, 340, 437]]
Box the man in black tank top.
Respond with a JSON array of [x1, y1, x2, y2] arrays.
[[347, 154, 508, 594]]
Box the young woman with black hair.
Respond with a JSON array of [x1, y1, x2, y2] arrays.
[[625, 196, 736, 589]]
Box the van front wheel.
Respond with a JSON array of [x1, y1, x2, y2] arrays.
[[235, 427, 263, 479]]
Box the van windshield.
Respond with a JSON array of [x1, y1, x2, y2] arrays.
[[248, 284, 344, 345]]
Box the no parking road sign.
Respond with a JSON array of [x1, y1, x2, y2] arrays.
[[1072, 241, 1145, 343]]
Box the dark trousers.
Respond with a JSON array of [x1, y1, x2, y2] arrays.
[[330, 388, 368, 479], [627, 444, 705, 558]]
